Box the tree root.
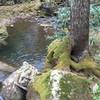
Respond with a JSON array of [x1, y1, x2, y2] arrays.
[[71, 57, 100, 78]]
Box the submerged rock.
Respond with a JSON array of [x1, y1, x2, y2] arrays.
[[27, 70, 93, 100], [0, 26, 8, 46], [1, 61, 39, 100], [0, 61, 16, 72]]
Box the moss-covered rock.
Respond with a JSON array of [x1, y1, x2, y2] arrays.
[[45, 36, 71, 69], [0, 25, 8, 45], [27, 70, 93, 100], [27, 71, 51, 100], [59, 73, 92, 100]]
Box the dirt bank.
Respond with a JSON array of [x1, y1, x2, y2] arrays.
[[0, 0, 41, 26]]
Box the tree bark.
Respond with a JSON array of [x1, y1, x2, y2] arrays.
[[70, 0, 90, 60]]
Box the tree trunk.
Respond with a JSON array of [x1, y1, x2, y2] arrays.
[[70, 0, 90, 60]]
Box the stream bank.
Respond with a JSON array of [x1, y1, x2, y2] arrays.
[[0, 0, 41, 26]]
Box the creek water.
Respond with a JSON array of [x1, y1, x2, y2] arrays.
[[0, 18, 53, 83]]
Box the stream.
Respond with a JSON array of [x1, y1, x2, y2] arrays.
[[0, 18, 53, 83]]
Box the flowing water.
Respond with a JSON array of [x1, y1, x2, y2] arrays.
[[0, 18, 53, 82]]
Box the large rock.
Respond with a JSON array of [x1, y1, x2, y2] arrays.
[[1, 61, 39, 100], [26, 70, 95, 100], [0, 61, 16, 72]]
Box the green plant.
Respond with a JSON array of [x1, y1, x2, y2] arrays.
[[49, 4, 100, 39], [55, 7, 70, 29], [94, 55, 100, 63], [48, 7, 70, 39], [54, 4, 100, 30], [90, 5, 100, 29], [89, 34, 99, 46], [92, 83, 100, 100]]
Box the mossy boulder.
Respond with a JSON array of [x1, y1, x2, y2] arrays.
[[27, 71, 51, 100], [45, 36, 71, 69], [27, 70, 93, 100], [59, 73, 92, 100], [0, 25, 8, 45]]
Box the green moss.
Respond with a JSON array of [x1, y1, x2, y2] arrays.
[[46, 36, 71, 69], [60, 73, 92, 100], [70, 56, 97, 69], [31, 71, 51, 100], [70, 56, 100, 77], [45, 36, 100, 77], [46, 36, 96, 69]]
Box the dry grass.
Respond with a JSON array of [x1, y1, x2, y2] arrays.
[[0, 0, 41, 19]]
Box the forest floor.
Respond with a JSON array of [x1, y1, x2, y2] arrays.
[[0, 0, 41, 26]]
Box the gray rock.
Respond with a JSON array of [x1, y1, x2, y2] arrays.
[[0, 61, 16, 72], [1, 61, 39, 100], [0, 26, 8, 46], [26, 70, 93, 100]]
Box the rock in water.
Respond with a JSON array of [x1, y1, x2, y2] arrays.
[[0, 25, 8, 46], [0, 61, 16, 72], [1, 61, 39, 100]]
